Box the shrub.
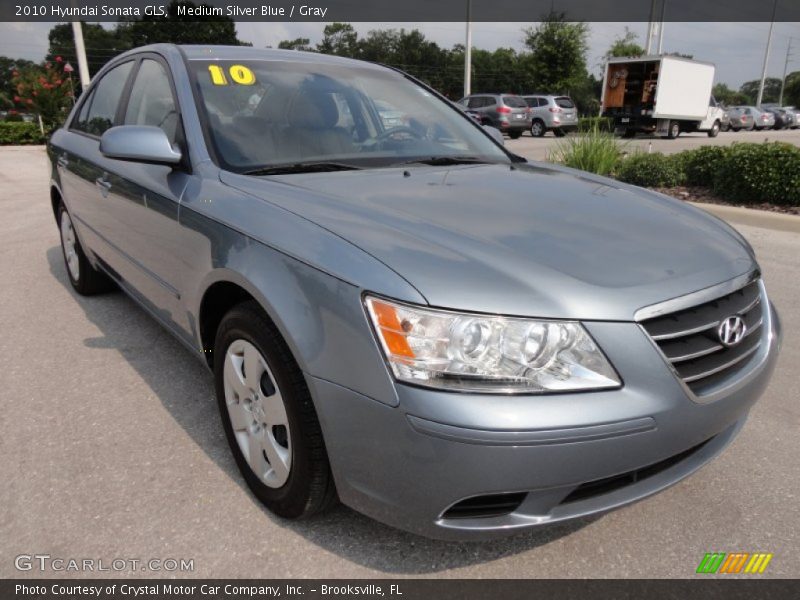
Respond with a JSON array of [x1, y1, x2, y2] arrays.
[[616, 152, 685, 187], [10, 58, 74, 132], [712, 142, 800, 206], [679, 146, 730, 187], [578, 116, 613, 133], [547, 125, 623, 176], [0, 121, 46, 145]]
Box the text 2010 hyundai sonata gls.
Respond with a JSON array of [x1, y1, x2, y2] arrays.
[[48, 45, 781, 540]]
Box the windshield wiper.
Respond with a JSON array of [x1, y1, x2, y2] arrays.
[[393, 155, 497, 167], [243, 162, 362, 176]]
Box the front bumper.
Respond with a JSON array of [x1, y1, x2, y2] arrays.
[[307, 301, 781, 540]]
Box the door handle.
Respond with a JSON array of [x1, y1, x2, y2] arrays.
[[57, 155, 69, 168], [95, 176, 112, 197]]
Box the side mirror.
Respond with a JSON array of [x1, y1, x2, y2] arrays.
[[483, 125, 505, 146], [100, 125, 182, 166]]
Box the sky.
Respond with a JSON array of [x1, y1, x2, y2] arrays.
[[1, 21, 798, 89]]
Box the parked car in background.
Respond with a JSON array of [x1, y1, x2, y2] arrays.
[[521, 94, 579, 137], [453, 101, 483, 125], [719, 107, 731, 132], [760, 106, 794, 130], [374, 99, 406, 129], [457, 93, 531, 138], [784, 106, 800, 129], [751, 107, 775, 130], [727, 107, 755, 131], [48, 44, 781, 541]]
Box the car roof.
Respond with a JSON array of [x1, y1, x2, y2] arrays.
[[115, 43, 391, 72]]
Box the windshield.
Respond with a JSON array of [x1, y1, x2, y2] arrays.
[[189, 59, 509, 173]]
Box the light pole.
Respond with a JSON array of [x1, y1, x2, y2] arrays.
[[464, 0, 472, 98], [71, 21, 91, 91], [756, 0, 778, 107], [779, 38, 794, 106]]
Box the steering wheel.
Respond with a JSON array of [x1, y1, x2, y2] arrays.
[[374, 126, 425, 142]]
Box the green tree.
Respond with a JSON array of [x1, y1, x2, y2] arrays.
[[712, 83, 748, 107], [739, 77, 782, 104], [783, 71, 800, 106], [358, 29, 400, 64], [277, 38, 314, 51], [317, 23, 359, 57], [604, 27, 644, 60], [46, 22, 125, 78], [46, 2, 246, 79], [118, 1, 245, 47], [523, 14, 589, 94]]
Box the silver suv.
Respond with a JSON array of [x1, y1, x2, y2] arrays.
[[457, 94, 532, 138], [523, 95, 579, 137]]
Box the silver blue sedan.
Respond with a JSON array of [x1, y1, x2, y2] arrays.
[[48, 45, 781, 540]]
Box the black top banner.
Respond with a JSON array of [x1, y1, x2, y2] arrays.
[[2, 0, 800, 22]]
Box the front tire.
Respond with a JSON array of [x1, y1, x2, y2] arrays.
[[553, 128, 567, 137], [508, 130, 522, 139], [707, 121, 720, 137], [214, 301, 336, 519], [58, 203, 113, 295]]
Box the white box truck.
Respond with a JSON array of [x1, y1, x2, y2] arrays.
[[601, 55, 725, 139]]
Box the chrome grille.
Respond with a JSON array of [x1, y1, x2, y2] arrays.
[[641, 280, 763, 395]]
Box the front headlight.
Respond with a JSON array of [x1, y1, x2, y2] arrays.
[[365, 296, 621, 393]]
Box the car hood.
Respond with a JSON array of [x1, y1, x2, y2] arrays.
[[221, 163, 756, 320]]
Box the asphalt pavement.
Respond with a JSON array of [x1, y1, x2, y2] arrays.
[[0, 145, 798, 578], [506, 126, 800, 161]]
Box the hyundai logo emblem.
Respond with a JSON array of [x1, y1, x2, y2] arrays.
[[718, 316, 747, 347]]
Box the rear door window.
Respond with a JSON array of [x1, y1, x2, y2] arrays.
[[72, 61, 134, 136], [502, 96, 527, 108]]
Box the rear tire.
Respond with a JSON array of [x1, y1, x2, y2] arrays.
[[214, 301, 337, 519], [57, 203, 114, 295], [622, 129, 636, 138], [530, 119, 545, 137]]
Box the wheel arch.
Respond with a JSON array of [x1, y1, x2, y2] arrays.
[[193, 260, 400, 407], [196, 272, 290, 370]]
